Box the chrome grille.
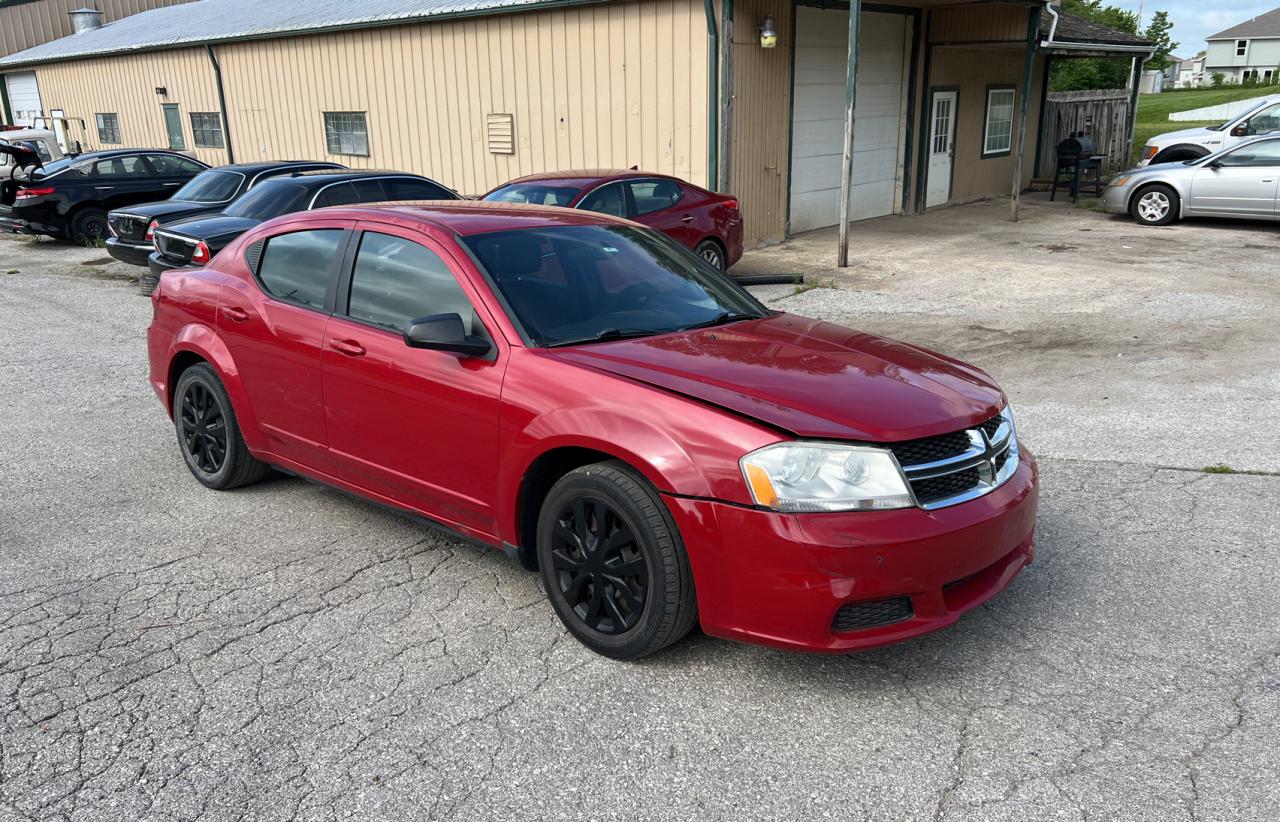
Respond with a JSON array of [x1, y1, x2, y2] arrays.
[[886, 407, 1019, 511], [108, 212, 147, 242]]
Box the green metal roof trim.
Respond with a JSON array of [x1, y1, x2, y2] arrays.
[[0, 0, 605, 67]]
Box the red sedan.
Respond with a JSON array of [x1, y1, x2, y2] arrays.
[[481, 169, 744, 270], [147, 202, 1037, 659]]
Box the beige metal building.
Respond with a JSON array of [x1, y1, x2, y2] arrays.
[[0, 0, 1149, 249]]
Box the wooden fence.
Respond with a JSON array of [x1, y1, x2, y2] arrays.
[[1037, 89, 1133, 179]]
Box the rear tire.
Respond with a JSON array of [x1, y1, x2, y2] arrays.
[[172, 363, 270, 490], [536, 461, 697, 659], [695, 239, 726, 270], [1131, 184, 1179, 226], [69, 207, 108, 245]]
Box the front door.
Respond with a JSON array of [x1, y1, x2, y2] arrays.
[[321, 223, 505, 539], [162, 104, 185, 150], [1187, 140, 1280, 217], [927, 91, 957, 208]]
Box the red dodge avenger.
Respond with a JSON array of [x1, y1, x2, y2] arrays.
[[148, 201, 1037, 659]]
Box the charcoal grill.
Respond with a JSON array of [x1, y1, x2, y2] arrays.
[[1050, 134, 1104, 201]]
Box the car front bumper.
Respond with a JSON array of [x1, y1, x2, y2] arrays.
[[665, 448, 1039, 653], [106, 237, 154, 267], [1102, 184, 1133, 214]]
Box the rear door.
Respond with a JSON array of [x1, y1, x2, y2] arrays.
[[624, 178, 701, 249], [218, 221, 351, 467], [88, 154, 165, 209], [1187, 140, 1280, 217], [321, 222, 506, 538]]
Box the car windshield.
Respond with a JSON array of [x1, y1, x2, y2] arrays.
[[462, 225, 766, 347], [172, 170, 243, 203], [223, 180, 311, 220], [484, 183, 582, 207]]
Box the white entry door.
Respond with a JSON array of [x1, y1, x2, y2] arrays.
[[926, 91, 957, 208], [789, 7, 907, 233]]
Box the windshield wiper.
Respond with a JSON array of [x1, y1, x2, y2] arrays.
[[678, 310, 759, 332], [544, 328, 662, 348]]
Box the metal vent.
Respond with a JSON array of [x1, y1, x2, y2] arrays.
[[245, 240, 264, 274], [832, 597, 914, 632], [486, 113, 515, 155]]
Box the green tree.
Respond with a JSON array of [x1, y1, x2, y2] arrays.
[[1050, 0, 1171, 92], [1143, 11, 1179, 71]]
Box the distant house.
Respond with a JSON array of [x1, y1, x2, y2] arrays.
[[1170, 54, 1207, 88], [1206, 7, 1280, 84]]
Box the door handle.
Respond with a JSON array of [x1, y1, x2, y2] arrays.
[[329, 338, 366, 357], [163, 182, 182, 187], [1262, 179, 1276, 183], [220, 306, 249, 323], [680, 214, 695, 223]]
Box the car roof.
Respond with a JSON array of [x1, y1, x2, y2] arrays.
[[274, 169, 433, 188], [299, 200, 637, 236], [208, 160, 343, 174], [496, 169, 679, 188], [72, 148, 191, 159]]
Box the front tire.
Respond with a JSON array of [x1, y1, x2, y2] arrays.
[[536, 461, 697, 659], [172, 363, 270, 490], [1131, 184, 1179, 226]]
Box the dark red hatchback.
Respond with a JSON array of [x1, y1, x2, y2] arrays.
[[482, 169, 744, 270], [148, 202, 1037, 659]]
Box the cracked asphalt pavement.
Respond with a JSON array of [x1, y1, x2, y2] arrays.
[[2, 205, 1278, 821]]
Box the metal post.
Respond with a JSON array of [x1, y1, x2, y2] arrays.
[[1125, 55, 1149, 167], [836, 0, 861, 268], [1010, 5, 1041, 222]]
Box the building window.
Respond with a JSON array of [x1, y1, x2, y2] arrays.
[[95, 113, 120, 144], [189, 112, 224, 148], [1237, 40, 1248, 56], [323, 112, 369, 157], [982, 87, 1016, 157]]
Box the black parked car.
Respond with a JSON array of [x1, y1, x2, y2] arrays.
[[107, 160, 345, 269], [0, 149, 207, 243], [149, 169, 459, 287]]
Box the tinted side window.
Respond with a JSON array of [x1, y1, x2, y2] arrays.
[[148, 154, 205, 176], [628, 180, 683, 215], [93, 155, 150, 178], [347, 232, 477, 333], [578, 183, 628, 217], [257, 229, 344, 309], [1245, 103, 1280, 135], [384, 178, 452, 200], [315, 182, 357, 207], [1220, 141, 1280, 166], [350, 179, 388, 202]]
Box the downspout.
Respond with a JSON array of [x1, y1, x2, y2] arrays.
[[1010, 3, 1042, 221], [1043, 0, 1059, 43], [703, 0, 719, 191], [836, 0, 862, 268], [1125, 53, 1151, 165], [206, 45, 235, 164]]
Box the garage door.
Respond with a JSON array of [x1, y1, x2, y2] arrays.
[[789, 8, 906, 233], [4, 72, 42, 127]]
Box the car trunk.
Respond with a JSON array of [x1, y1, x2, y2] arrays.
[[154, 231, 197, 264], [108, 212, 149, 242]]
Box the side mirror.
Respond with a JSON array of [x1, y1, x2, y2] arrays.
[[404, 312, 491, 357], [1231, 125, 1249, 137], [1208, 159, 1225, 169]]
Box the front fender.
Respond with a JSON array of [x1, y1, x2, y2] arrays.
[[166, 322, 268, 453]]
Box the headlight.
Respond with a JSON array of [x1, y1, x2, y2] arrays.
[[1110, 175, 1130, 187], [740, 443, 914, 512]]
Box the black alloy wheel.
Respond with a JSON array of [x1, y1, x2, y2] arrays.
[[536, 461, 698, 659], [550, 496, 648, 635], [180, 380, 227, 475], [172, 363, 270, 490]]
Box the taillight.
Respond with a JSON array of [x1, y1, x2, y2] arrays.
[[722, 198, 739, 211], [191, 241, 211, 265], [15, 186, 54, 200], [145, 220, 159, 241]]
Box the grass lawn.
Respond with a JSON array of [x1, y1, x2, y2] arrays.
[[1131, 87, 1277, 157]]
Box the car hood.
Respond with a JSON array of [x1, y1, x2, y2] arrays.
[[118, 200, 224, 223], [546, 314, 1005, 441], [161, 213, 261, 244], [1148, 125, 1218, 146]]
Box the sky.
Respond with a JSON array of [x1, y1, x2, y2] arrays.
[[1108, 1, 1278, 57]]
